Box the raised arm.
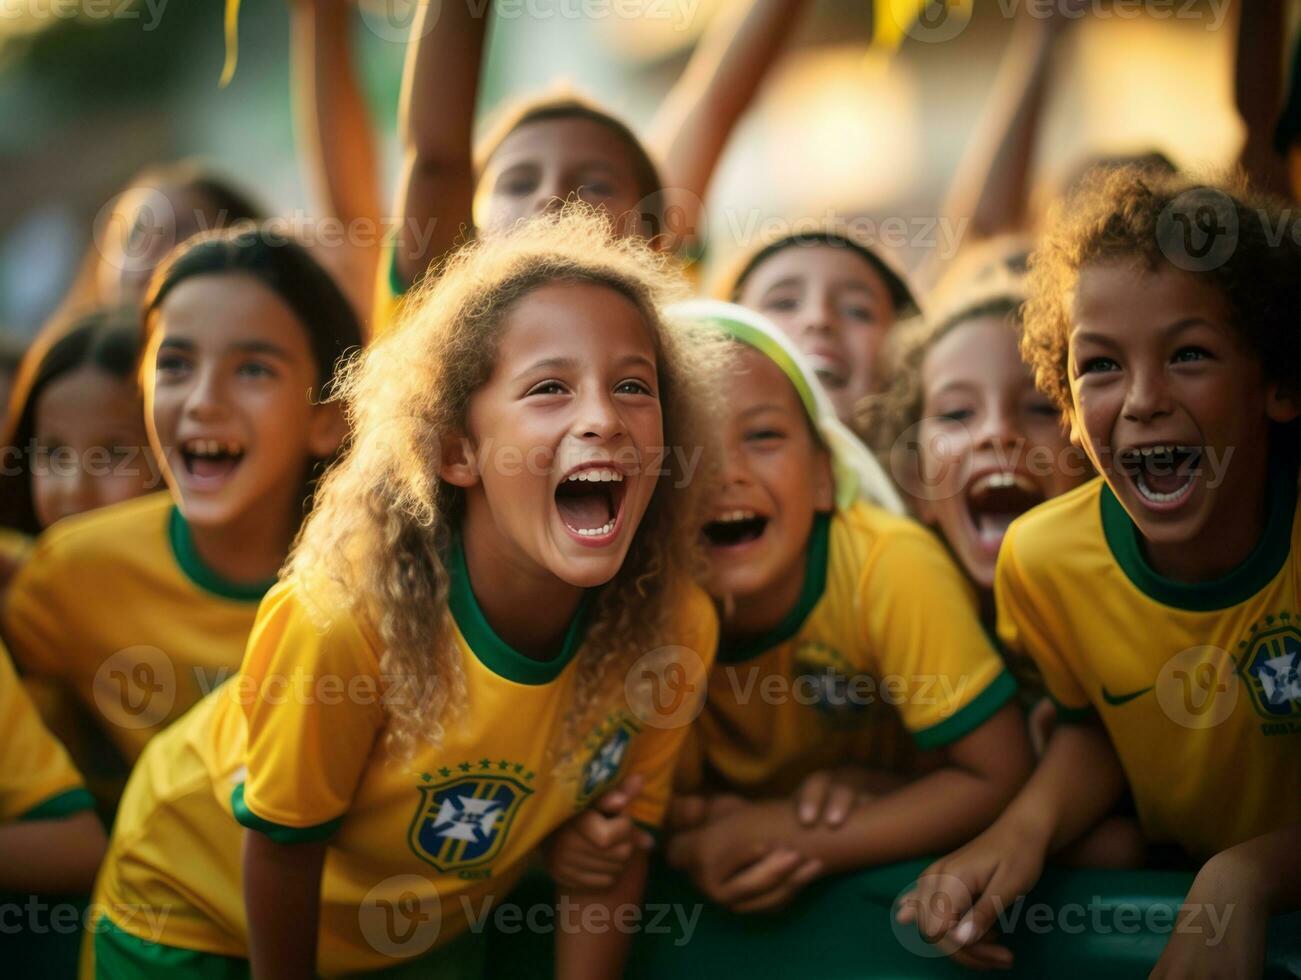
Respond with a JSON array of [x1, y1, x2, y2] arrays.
[[647, 0, 810, 253], [1232, 0, 1292, 200], [289, 0, 384, 308], [392, 0, 487, 287], [917, 13, 1066, 289]]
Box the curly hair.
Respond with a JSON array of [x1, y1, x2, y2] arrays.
[[1022, 167, 1301, 422], [289, 205, 727, 756]]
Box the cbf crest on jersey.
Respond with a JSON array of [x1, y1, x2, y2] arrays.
[[1240, 618, 1301, 728], [408, 771, 533, 873], [577, 719, 637, 804]]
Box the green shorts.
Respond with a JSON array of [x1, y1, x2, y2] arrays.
[[94, 916, 486, 980]]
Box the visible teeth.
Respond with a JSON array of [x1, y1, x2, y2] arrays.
[[184, 438, 242, 457], [566, 467, 622, 483], [987, 472, 1014, 488], [1136, 471, 1194, 503], [570, 519, 616, 537], [714, 509, 758, 524]]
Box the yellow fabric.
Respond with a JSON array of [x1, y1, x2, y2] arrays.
[[1, 494, 264, 769], [94, 574, 718, 975], [996, 476, 1301, 860], [0, 527, 31, 567], [685, 502, 1013, 797], [0, 639, 89, 823]]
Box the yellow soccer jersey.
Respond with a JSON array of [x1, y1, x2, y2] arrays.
[[1, 493, 273, 769], [94, 540, 718, 975], [0, 526, 31, 568], [685, 503, 1016, 797], [997, 465, 1301, 861], [0, 641, 94, 824]]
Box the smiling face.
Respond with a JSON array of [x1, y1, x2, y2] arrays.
[[31, 365, 154, 528], [445, 280, 664, 590], [702, 346, 834, 608], [144, 274, 344, 532], [1068, 261, 1297, 577], [917, 317, 1080, 590], [478, 117, 648, 238], [738, 244, 898, 424]]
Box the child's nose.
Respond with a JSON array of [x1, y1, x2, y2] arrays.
[[574, 391, 624, 441], [1122, 368, 1174, 422], [183, 367, 229, 419]]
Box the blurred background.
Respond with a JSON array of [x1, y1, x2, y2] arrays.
[[0, 0, 1279, 346]]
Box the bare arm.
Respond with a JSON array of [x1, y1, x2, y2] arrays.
[[392, 0, 487, 286], [243, 830, 327, 980], [0, 810, 106, 893], [1233, 0, 1291, 200], [917, 14, 1063, 289], [555, 850, 650, 980], [647, 0, 809, 252]]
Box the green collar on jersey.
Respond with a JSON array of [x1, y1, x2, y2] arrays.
[[1100, 458, 1296, 612], [447, 533, 595, 685], [717, 510, 832, 664], [168, 506, 277, 602]]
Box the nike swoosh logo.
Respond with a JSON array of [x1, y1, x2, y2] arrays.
[[1101, 685, 1154, 706]]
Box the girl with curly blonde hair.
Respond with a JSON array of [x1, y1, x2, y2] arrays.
[[89, 206, 727, 979]]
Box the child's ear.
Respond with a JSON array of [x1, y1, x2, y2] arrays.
[[1265, 382, 1301, 424], [307, 401, 348, 459], [813, 448, 835, 512], [438, 430, 480, 488]]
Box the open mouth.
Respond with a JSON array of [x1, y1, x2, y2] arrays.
[[555, 466, 626, 540], [1117, 444, 1201, 508], [805, 353, 849, 391], [180, 438, 245, 488], [965, 471, 1044, 553], [702, 509, 769, 549]]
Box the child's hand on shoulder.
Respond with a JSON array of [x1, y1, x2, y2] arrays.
[[1150, 849, 1270, 980], [543, 775, 654, 893], [666, 798, 822, 914]]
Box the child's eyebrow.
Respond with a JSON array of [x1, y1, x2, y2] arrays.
[[738, 402, 789, 418], [760, 276, 804, 295], [158, 337, 196, 351], [928, 379, 980, 398], [222, 339, 295, 362], [514, 356, 580, 380]]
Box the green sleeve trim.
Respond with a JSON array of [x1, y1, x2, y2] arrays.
[[18, 786, 95, 821], [231, 783, 341, 844], [1047, 690, 1097, 724], [911, 670, 1018, 750]]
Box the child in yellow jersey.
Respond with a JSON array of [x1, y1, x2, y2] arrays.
[[900, 168, 1301, 977], [858, 277, 1086, 708], [3, 225, 360, 810], [0, 641, 103, 894], [89, 206, 725, 978], [547, 301, 1031, 914]]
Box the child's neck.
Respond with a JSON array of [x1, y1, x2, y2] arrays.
[[721, 547, 810, 642], [185, 498, 297, 586], [1140, 453, 1274, 584], [458, 519, 585, 662]]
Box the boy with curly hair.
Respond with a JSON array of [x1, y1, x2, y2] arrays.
[[898, 167, 1301, 977]]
